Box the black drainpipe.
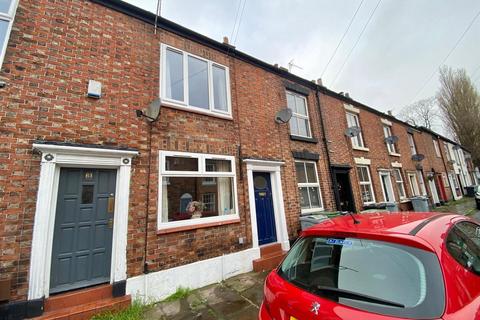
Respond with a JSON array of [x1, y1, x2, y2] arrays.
[[314, 87, 336, 211], [143, 121, 153, 274]]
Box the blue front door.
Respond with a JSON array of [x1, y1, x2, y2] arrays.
[[253, 172, 277, 245]]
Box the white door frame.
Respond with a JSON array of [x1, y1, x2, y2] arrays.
[[378, 171, 395, 203], [244, 159, 290, 251], [28, 143, 138, 299]]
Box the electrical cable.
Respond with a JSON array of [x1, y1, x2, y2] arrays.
[[233, 0, 247, 45], [321, 0, 365, 78], [410, 8, 480, 102], [331, 0, 382, 87], [230, 0, 242, 42]]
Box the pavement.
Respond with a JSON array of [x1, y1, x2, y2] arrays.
[[433, 196, 480, 221], [144, 271, 268, 319], [144, 197, 480, 320]]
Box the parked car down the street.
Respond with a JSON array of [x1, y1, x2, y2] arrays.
[[259, 212, 480, 320]]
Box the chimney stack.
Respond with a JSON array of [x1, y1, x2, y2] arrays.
[[223, 36, 229, 45], [387, 110, 393, 116], [316, 78, 323, 86]]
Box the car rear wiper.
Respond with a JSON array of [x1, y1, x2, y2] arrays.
[[315, 286, 405, 308]]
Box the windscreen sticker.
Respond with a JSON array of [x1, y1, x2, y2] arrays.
[[326, 238, 353, 246]]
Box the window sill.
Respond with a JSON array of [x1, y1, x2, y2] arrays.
[[161, 99, 233, 120], [301, 208, 325, 215], [389, 152, 401, 157], [352, 146, 370, 152], [290, 135, 318, 143], [400, 199, 411, 203], [157, 217, 240, 234]]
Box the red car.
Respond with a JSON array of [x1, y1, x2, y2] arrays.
[[260, 212, 480, 320]]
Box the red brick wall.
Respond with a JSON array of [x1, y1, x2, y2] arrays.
[[0, 0, 335, 301]]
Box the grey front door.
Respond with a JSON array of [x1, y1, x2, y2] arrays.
[[50, 168, 116, 294]]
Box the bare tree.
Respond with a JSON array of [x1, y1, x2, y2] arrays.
[[398, 97, 440, 129], [437, 66, 480, 166]]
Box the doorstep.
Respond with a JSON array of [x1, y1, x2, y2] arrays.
[[31, 284, 131, 320]]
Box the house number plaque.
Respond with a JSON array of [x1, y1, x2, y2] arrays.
[[107, 194, 115, 213]]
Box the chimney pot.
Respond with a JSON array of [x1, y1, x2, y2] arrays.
[[316, 78, 323, 86], [223, 36, 229, 44]]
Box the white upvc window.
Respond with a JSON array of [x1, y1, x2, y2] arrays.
[[383, 125, 397, 154], [393, 169, 407, 200], [407, 133, 417, 156], [346, 112, 365, 149], [444, 142, 451, 161], [433, 139, 441, 157], [160, 44, 232, 118], [407, 172, 420, 196], [0, 0, 18, 69], [158, 151, 238, 230], [295, 161, 323, 213], [357, 165, 375, 204], [287, 91, 312, 138], [379, 170, 396, 203]]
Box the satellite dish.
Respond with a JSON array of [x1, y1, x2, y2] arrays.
[[275, 108, 293, 124], [144, 98, 161, 122], [344, 126, 361, 137], [384, 135, 399, 144], [411, 154, 425, 162]]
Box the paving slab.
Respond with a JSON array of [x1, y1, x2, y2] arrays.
[[145, 271, 268, 319]]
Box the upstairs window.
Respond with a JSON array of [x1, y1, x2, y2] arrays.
[[161, 44, 231, 117], [0, 0, 18, 69], [433, 139, 441, 157], [383, 125, 397, 154], [407, 133, 417, 156], [346, 112, 365, 149], [444, 142, 451, 161], [287, 91, 312, 138]]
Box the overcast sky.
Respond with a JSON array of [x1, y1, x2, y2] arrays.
[[124, 0, 480, 117]]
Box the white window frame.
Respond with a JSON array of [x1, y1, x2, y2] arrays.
[[202, 193, 216, 212], [416, 170, 427, 196], [346, 112, 366, 149], [357, 165, 376, 205], [295, 161, 324, 213], [379, 171, 396, 203], [433, 139, 441, 157], [407, 133, 417, 156], [408, 172, 420, 196], [444, 142, 451, 161], [287, 91, 312, 138], [0, 0, 19, 69], [383, 125, 397, 154], [160, 44, 232, 119], [158, 151, 239, 230], [393, 169, 407, 200]]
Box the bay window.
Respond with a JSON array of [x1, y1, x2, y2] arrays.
[[159, 151, 238, 229], [0, 0, 18, 69], [295, 161, 323, 212], [357, 165, 375, 204], [161, 44, 231, 117]]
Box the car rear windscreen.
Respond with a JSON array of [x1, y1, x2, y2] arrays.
[[278, 236, 445, 319]]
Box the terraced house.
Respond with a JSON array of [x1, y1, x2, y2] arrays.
[[0, 0, 478, 319]]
